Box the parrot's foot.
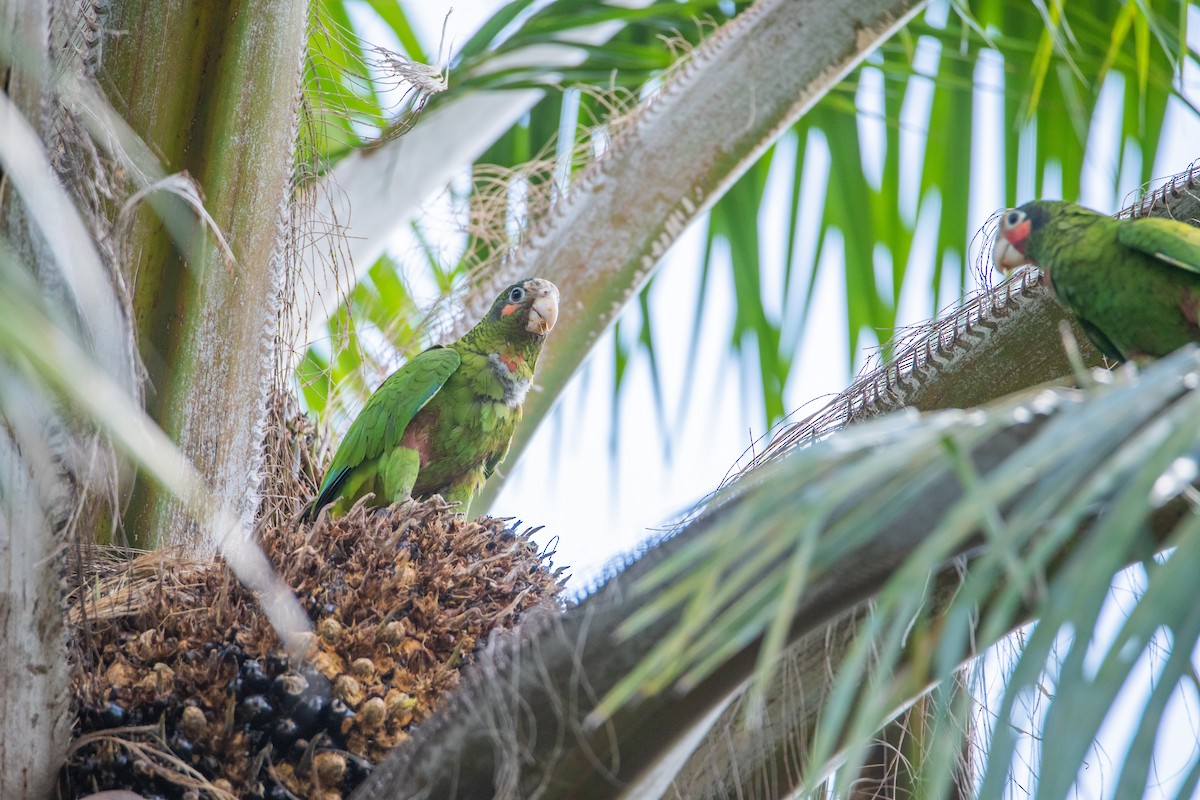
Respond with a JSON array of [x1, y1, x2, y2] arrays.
[[422, 492, 469, 518]]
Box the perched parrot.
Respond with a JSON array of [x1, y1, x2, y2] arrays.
[[309, 278, 559, 519], [993, 200, 1200, 362]]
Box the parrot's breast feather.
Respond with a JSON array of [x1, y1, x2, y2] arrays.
[[487, 352, 532, 407]]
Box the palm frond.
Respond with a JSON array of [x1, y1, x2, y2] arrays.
[[297, 0, 1195, 474], [349, 339, 1200, 800]]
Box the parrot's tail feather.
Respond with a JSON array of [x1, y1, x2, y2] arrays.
[[308, 466, 351, 521]]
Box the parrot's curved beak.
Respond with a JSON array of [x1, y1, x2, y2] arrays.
[[992, 232, 1031, 274], [526, 282, 559, 335]]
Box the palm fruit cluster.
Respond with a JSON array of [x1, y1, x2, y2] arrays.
[[62, 499, 565, 799]]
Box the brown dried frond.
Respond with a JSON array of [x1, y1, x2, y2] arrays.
[[62, 499, 566, 799]]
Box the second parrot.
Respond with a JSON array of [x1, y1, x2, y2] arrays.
[[993, 200, 1200, 361]]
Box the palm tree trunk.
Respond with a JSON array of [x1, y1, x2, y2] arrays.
[[100, 0, 308, 549], [0, 417, 72, 799], [0, 1, 135, 793]]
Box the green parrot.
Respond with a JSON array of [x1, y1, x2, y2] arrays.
[[309, 278, 559, 519], [993, 200, 1200, 361]]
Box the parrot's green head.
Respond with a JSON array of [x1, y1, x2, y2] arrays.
[[485, 277, 560, 342], [993, 200, 1058, 274]]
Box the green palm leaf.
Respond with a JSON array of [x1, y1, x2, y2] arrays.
[[351, 341, 1200, 800]]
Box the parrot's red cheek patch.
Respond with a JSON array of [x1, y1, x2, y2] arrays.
[[1003, 219, 1031, 249], [500, 303, 519, 317]]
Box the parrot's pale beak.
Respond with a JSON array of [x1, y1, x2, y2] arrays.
[[526, 285, 559, 335], [992, 234, 1031, 274]]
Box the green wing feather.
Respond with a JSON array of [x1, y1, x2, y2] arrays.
[[1118, 217, 1200, 274], [311, 346, 461, 514]]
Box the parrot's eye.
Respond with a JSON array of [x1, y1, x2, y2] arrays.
[[509, 286, 526, 303], [1004, 210, 1024, 229]]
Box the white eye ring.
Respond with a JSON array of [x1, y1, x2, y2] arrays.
[[509, 286, 526, 303], [1004, 210, 1024, 229]]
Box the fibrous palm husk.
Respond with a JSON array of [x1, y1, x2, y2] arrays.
[[63, 499, 566, 800]]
